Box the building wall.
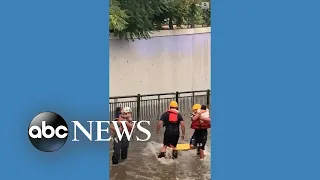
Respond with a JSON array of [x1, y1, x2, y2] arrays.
[[110, 28, 211, 96]]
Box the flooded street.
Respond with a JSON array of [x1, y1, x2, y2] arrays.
[[110, 116, 211, 180]]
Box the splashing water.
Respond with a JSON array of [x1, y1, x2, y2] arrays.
[[141, 141, 178, 165], [140, 141, 211, 179], [111, 119, 211, 180]]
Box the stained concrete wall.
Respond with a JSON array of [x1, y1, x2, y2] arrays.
[[110, 27, 211, 97]]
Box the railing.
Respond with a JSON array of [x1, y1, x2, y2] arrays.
[[109, 89, 211, 121]]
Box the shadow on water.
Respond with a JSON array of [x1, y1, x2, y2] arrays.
[[110, 116, 211, 180]]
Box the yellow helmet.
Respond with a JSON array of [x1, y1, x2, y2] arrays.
[[192, 104, 201, 111], [169, 101, 178, 108]]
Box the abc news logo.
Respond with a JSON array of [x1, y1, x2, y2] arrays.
[[28, 112, 151, 152]]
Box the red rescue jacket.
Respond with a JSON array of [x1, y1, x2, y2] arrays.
[[167, 109, 179, 123], [191, 116, 211, 129]]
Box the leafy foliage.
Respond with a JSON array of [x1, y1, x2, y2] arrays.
[[109, 0, 211, 41], [109, 0, 128, 31]]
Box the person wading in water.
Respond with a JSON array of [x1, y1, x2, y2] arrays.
[[110, 107, 133, 164], [189, 104, 202, 155], [156, 101, 185, 159], [190, 104, 211, 160]]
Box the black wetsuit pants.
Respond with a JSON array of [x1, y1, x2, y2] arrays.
[[190, 129, 208, 150], [163, 129, 180, 147], [112, 137, 129, 164]]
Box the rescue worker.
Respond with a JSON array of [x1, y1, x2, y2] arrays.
[[156, 101, 185, 159], [110, 106, 134, 164], [189, 104, 202, 155], [190, 104, 211, 160]]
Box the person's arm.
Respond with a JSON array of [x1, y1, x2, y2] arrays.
[[157, 120, 163, 134], [156, 113, 165, 134], [190, 112, 196, 121], [125, 121, 133, 131], [178, 114, 185, 139], [192, 112, 201, 121], [200, 117, 211, 122], [110, 122, 116, 132], [110, 121, 123, 132], [123, 113, 134, 131], [111, 116, 124, 132]]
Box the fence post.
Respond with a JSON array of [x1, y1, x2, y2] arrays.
[[175, 91, 179, 103], [206, 89, 210, 108], [158, 94, 161, 117], [192, 91, 195, 105], [137, 94, 141, 121]]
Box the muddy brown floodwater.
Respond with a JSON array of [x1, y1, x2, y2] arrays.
[[110, 116, 211, 180]]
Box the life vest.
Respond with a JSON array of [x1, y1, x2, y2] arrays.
[[191, 117, 211, 129], [167, 109, 179, 123]]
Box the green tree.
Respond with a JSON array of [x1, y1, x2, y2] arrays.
[[198, 0, 211, 26], [109, 0, 211, 40], [109, 0, 128, 32], [110, 0, 169, 40], [152, 0, 193, 29], [202, 8, 211, 26]]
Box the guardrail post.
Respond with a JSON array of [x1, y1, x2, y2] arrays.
[[137, 94, 141, 121], [206, 89, 210, 108], [175, 91, 179, 103]]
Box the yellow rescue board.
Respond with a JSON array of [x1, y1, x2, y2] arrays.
[[175, 143, 190, 151]]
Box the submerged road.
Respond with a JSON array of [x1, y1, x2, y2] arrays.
[[110, 116, 211, 180]]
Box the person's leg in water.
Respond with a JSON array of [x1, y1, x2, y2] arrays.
[[158, 132, 170, 158], [170, 133, 180, 159], [189, 131, 196, 149], [120, 137, 129, 160], [190, 131, 200, 155], [197, 146, 201, 155], [112, 137, 121, 164], [198, 131, 208, 159]]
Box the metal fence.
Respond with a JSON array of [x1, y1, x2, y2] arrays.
[[109, 90, 211, 121]]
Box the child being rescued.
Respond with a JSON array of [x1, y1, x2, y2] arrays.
[[198, 105, 210, 119]]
